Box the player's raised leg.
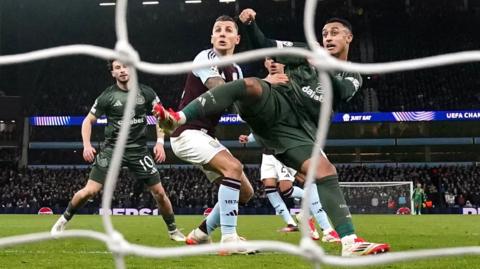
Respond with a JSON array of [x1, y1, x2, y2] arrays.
[[153, 78, 265, 134]]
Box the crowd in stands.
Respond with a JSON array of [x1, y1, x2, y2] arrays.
[[1, 0, 480, 215], [0, 120, 17, 141], [1, 165, 479, 213], [0, 149, 19, 165]]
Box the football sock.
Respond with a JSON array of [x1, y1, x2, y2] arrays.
[[219, 177, 241, 235], [307, 185, 332, 231], [63, 201, 86, 221], [204, 203, 220, 234], [316, 175, 354, 238], [266, 187, 296, 226], [280, 186, 304, 199], [162, 213, 177, 232]]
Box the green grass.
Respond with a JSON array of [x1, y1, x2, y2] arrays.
[[0, 215, 479, 268]]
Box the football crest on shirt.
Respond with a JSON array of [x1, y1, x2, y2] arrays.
[[96, 154, 108, 168], [209, 140, 220, 148], [210, 66, 220, 75], [136, 94, 145, 105]]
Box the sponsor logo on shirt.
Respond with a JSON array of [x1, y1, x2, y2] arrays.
[[301, 84, 325, 103], [209, 140, 220, 148], [118, 117, 145, 125]]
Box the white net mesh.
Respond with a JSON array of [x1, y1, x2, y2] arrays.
[[1, 0, 480, 268]]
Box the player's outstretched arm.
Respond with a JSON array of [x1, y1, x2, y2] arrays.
[[238, 8, 306, 50], [82, 113, 97, 163], [238, 8, 277, 49]]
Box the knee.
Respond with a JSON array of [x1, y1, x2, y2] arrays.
[[240, 184, 254, 203], [316, 161, 337, 179], [325, 162, 337, 176], [151, 187, 167, 199], [239, 190, 253, 204], [280, 186, 294, 198], [243, 78, 263, 97], [224, 159, 243, 176], [79, 187, 98, 199], [325, 163, 337, 175], [278, 181, 293, 194]]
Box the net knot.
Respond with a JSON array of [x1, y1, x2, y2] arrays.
[[107, 230, 129, 255], [300, 237, 325, 263], [114, 40, 140, 66]]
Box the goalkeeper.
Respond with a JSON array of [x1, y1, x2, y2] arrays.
[[412, 183, 427, 215]]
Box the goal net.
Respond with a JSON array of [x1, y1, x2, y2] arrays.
[[340, 182, 413, 214], [0, 0, 479, 268]]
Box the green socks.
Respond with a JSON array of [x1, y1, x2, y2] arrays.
[[63, 202, 78, 221], [162, 213, 177, 232], [316, 175, 355, 237]]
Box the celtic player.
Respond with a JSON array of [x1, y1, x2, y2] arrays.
[[154, 9, 390, 255], [51, 60, 185, 242]]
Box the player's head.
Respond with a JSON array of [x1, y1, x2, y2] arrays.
[[264, 57, 285, 75], [108, 60, 129, 84], [211, 15, 240, 56], [322, 17, 353, 59]]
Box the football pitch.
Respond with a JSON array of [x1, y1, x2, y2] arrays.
[[0, 214, 479, 269]]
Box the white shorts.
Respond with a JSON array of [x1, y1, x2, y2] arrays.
[[260, 154, 297, 182], [170, 129, 226, 182]]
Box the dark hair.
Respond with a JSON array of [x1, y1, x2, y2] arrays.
[[325, 17, 353, 33], [107, 60, 115, 71], [215, 15, 238, 31]]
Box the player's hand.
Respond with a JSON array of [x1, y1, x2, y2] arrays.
[[295, 172, 305, 183], [152, 103, 162, 119], [153, 143, 166, 163], [238, 134, 249, 144], [239, 8, 256, 25], [264, 74, 289, 85], [83, 144, 97, 163]]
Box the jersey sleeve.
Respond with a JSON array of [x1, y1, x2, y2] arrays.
[[89, 93, 108, 118], [234, 64, 244, 79], [241, 21, 308, 49], [247, 133, 256, 144], [241, 21, 308, 66], [331, 72, 363, 102], [191, 50, 222, 85], [142, 85, 161, 112]]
